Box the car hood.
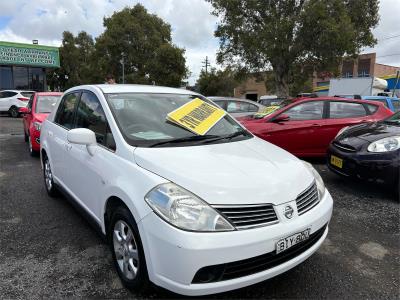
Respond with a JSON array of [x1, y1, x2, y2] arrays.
[[133, 137, 314, 205], [340, 122, 400, 142]]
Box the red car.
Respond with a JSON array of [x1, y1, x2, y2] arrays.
[[240, 97, 393, 157], [19, 92, 62, 156]]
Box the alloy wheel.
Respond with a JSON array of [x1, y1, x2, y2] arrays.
[[113, 220, 139, 280], [44, 158, 53, 191]]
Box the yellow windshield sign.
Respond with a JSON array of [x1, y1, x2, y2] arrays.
[[167, 98, 226, 135], [253, 105, 280, 118]]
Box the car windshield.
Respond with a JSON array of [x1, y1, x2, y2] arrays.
[[36, 95, 60, 113], [106, 93, 251, 147], [383, 112, 400, 125]]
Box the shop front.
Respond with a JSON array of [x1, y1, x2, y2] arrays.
[[0, 41, 60, 91]]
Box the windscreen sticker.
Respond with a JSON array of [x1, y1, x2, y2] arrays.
[[167, 98, 226, 135], [131, 131, 173, 140], [254, 105, 280, 118]]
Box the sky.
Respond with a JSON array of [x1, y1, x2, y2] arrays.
[[0, 0, 399, 84]]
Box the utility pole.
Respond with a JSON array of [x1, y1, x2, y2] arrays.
[[120, 52, 125, 84], [202, 56, 211, 75], [392, 70, 399, 97]]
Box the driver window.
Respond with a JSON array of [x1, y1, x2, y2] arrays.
[[74, 91, 115, 150], [284, 101, 324, 120]]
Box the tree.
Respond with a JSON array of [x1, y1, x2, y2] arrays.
[[207, 0, 379, 97], [196, 67, 238, 96], [94, 4, 188, 86], [47, 31, 96, 90]]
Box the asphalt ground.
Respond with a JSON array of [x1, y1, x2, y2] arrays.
[[0, 116, 399, 299]]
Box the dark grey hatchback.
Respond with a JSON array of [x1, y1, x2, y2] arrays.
[[327, 112, 400, 191]]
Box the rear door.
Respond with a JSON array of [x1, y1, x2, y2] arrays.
[[322, 100, 370, 147], [262, 101, 326, 156]]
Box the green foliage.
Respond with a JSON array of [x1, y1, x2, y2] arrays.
[[94, 4, 187, 87], [196, 68, 238, 96], [208, 0, 379, 97], [47, 4, 188, 90]]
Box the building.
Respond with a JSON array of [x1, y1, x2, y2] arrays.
[[233, 75, 267, 101], [313, 53, 399, 95], [0, 41, 60, 91]]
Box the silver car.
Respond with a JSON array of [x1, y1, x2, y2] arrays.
[[208, 96, 266, 118]]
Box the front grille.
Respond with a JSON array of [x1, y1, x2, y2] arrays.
[[296, 182, 319, 215], [333, 141, 356, 152], [212, 204, 278, 230], [192, 224, 328, 283]]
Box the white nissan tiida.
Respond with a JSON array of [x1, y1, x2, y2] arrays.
[[40, 84, 333, 296]]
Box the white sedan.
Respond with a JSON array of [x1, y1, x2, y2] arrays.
[[40, 84, 333, 296]]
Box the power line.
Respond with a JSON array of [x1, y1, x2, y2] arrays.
[[378, 33, 400, 41], [376, 53, 400, 58]]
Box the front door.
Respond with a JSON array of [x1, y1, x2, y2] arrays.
[[264, 101, 326, 156]]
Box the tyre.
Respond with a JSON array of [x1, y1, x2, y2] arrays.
[[8, 106, 19, 118], [28, 135, 38, 157], [109, 207, 149, 293], [43, 154, 58, 197]]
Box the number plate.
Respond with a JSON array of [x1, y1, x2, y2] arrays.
[[330, 155, 343, 168], [276, 228, 311, 254]]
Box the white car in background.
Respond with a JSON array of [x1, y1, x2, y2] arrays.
[[40, 84, 333, 296], [208, 96, 266, 118], [0, 90, 35, 117]]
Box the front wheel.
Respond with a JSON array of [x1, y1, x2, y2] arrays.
[[43, 155, 58, 197], [109, 207, 149, 293]]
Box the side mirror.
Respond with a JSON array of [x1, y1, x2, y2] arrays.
[[272, 114, 290, 123], [67, 128, 97, 156], [19, 107, 30, 114]]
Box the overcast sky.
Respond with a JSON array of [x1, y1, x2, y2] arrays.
[[0, 0, 399, 84]]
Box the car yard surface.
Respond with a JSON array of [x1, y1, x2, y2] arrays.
[[0, 116, 399, 299]]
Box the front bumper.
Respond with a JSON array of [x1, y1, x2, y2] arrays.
[[30, 129, 41, 151], [138, 190, 333, 296], [327, 144, 399, 186]]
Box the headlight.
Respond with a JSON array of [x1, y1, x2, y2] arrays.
[[33, 121, 42, 131], [335, 126, 349, 139], [302, 161, 326, 199], [367, 136, 400, 152], [145, 183, 235, 232]]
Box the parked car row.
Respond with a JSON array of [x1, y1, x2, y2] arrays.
[[16, 85, 333, 296], [234, 96, 399, 191]]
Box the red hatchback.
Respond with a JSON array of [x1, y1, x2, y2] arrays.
[[240, 97, 393, 157], [19, 92, 62, 155]]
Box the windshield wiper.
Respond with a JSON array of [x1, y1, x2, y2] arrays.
[[202, 130, 249, 143], [148, 134, 220, 147]]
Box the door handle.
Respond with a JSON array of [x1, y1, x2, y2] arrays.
[[311, 124, 322, 127], [48, 131, 53, 137], [64, 143, 72, 151]]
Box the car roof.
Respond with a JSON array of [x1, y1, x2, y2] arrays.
[[293, 96, 377, 104], [0, 90, 35, 93], [35, 92, 63, 96], [67, 84, 200, 96]]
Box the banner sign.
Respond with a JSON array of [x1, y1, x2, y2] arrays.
[[0, 41, 60, 68], [167, 98, 226, 135]]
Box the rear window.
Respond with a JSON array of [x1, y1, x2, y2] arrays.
[[21, 92, 34, 98], [329, 101, 367, 118]]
